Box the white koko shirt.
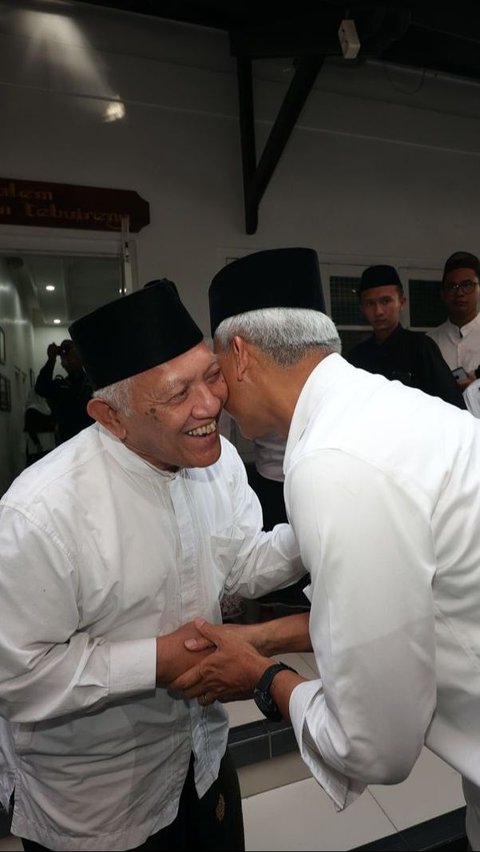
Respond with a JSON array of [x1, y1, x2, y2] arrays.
[[427, 313, 480, 372], [0, 425, 302, 851], [285, 355, 480, 812]]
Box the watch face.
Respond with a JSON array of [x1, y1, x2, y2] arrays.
[[253, 686, 283, 721]]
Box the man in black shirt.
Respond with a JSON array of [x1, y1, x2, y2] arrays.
[[35, 339, 94, 444], [347, 265, 466, 408]]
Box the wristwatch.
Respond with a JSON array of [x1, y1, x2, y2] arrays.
[[253, 662, 297, 721]]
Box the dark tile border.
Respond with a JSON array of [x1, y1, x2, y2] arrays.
[[353, 806, 467, 851], [228, 718, 296, 768]]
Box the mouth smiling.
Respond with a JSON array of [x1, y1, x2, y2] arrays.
[[185, 420, 217, 437]]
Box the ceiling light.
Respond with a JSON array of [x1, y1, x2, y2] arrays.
[[53, 318, 61, 324], [45, 284, 55, 291], [104, 100, 126, 123]]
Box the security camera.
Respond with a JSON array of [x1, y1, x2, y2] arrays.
[[338, 18, 360, 60]]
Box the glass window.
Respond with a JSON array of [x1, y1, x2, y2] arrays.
[[330, 276, 367, 326], [408, 279, 447, 328]]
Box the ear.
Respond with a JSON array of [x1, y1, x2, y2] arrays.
[[87, 397, 126, 440], [231, 335, 250, 381]]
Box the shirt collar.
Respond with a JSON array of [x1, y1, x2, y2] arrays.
[[98, 424, 179, 479], [444, 313, 480, 339]]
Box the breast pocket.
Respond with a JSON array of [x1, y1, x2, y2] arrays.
[[210, 526, 245, 593]]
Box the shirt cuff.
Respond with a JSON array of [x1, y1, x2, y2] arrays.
[[109, 637, 157, 697], [289, 679, 365, 811]]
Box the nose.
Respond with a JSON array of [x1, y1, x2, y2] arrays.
[[191, 383, 223, 419]]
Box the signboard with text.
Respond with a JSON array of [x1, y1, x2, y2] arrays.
[[0, 178, 150, 233]]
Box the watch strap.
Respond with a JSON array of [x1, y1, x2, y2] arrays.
[[253, 662, 298, 721]]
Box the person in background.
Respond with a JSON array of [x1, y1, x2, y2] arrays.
[[0, 280, 304, 852], [171, 247, 480, 851], [23, 387, 56, 466], [347, 264, 465, 408], [427, 251, 480, 392], [35, 339, 94, 444]]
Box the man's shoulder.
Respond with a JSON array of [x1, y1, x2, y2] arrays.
[[2, 426, 101, 507], [426, 322, 448, 341]]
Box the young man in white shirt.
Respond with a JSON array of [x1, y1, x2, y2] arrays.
[[428, 250, 480, 392]]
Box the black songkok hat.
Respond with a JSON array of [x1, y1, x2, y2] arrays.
[[209, 247, 325, 336], [357, 265, 402, 295], [443, 251, 480, 280], [69, 278, 203, 390]]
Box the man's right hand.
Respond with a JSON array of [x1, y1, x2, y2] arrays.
[[155, 621, 216, 684]]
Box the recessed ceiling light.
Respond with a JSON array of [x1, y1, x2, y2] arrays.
[[46, 284, 55, 291], [53, 318, 61, 324]]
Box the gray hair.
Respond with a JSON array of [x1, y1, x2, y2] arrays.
[[215, 307, 341, 367], [93, 375, 136, 416]]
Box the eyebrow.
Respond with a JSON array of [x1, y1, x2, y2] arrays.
[[161, 355, 220, 396]]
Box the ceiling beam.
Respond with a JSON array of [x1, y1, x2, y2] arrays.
[[237, 53, 324, 234]]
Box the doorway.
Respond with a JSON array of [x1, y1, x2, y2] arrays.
[[0, 250, 125, 495]]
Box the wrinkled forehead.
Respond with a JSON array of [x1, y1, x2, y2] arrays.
[[135, 341, 218, 391]]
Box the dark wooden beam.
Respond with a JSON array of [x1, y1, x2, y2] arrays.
[[237, 54, 324, 234]]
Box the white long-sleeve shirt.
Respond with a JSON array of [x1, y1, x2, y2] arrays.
[[427, 313, 480, 372], [0, 424, 303, 851], [284, 354, 480, 812]]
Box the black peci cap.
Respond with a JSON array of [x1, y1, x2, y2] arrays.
[[209, 247, 325, 336], [69, 278, 203, 390], [443, 251, 480, 280], [357, 265, 402, 295]]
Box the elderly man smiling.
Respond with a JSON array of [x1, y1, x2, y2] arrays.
[[0, 279, 304, 852]]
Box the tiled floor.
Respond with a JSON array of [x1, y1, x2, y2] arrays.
[[0, 652, 466, 852], [228, 652, 466, 852]]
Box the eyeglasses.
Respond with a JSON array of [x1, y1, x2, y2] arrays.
[[442, 279, 479, 295]]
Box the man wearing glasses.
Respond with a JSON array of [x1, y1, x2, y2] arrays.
[[428, 251, 480, 393]]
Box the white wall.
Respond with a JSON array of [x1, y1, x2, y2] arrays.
[[0, 258, 35, 493], [0, 0, 479, 335], [0, 0, 479, 486]]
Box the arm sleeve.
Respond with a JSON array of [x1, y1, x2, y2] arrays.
[[418, 336, 466, 408], [35, 361, 59, 401], [220, 442, 305, 598], [285, 449, 437, 807], [0, 505, 157, 723]]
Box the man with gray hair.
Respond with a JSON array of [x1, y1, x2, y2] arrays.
[[0, 279, 305, 851], [172, 247, 480, 850]]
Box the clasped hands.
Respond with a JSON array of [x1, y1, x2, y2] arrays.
[[159, 619, 271, 707]]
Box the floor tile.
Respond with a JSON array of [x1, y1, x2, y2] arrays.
[[0, 837, 22, 851], [278, 652, 320, 680], [243, 776, 396, 851], [226, 698, 265, 727], [369, 748, 465, 831], [297, 651, 319, 677], [239, 750, 312, 798]]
